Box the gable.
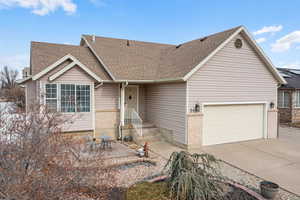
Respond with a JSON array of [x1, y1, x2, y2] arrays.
[[187, 33, 278, 110], [54, 66, 95, 83], [190, 33, 279, 84], [34, 54, 102, 83]]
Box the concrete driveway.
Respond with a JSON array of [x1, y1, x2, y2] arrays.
[[202, 126, 300, 195]]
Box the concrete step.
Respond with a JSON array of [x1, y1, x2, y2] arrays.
[[141, 122, 156, 128], [142, 127, 160, 136], [135, 135, 163, 145]]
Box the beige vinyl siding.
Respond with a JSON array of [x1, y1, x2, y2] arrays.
[[145, 83, 187, 143], [95, 84, 119, 110], [25, 80, 37, 112], [40, 66, 94, 132], [188, 33, 278, 110]]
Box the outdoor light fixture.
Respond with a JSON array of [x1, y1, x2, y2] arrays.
[[270, 102, 275, 109]]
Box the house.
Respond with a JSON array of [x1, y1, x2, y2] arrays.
[[277, 68, 300, 123], [19, 26, 286, 149]]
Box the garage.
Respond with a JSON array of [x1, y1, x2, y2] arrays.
[[202, 103, 265, 146]]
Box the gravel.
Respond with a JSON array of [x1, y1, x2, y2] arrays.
[[219, 161, 300, 200], [108, 142, 300, 200]]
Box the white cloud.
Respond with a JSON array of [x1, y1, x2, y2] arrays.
[[253, 25, 283, 35], [271, 31, 300, 52], [256, 37, 266, 44], [280, 61, 300, 69], [0, 0, 77, 15], [0, 54, 29, 72]]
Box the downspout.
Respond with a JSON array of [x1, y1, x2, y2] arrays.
[[119, 81, 128, 140]]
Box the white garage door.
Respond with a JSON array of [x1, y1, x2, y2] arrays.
[[203, 104, 265, 146]]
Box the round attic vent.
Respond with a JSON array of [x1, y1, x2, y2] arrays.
[[235, 39, 243, 48]]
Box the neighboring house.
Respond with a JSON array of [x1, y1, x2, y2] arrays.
[[19, 26, 286, 148], [22, 67, 30, 79], [277, 68, 300, 123]]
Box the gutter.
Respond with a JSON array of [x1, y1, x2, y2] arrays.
[[100, 77, 185, 84]]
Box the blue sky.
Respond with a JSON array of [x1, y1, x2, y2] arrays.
[[1, 0, 300, 73]]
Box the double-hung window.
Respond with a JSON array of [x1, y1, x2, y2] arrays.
[[278, 90, 290, 108], [295, 91, 300, 108], [45, 84, 58, 112], [45, 83, 90, 113], [76, 85, 90, 112]]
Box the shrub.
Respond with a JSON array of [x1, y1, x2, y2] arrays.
[[165, 151, 225, 200], [0, 104, 116, 200]]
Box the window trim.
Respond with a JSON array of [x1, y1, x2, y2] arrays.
[[44, 83, 91, 113], [44, 83, 58, 112], [278, 90, 290, 108], [295, 90, 300, 108]]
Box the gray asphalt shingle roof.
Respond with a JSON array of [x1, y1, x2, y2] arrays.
[[30, 26, 241, 81]]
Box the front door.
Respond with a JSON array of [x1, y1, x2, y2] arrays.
[[125, 86, 138, 112]]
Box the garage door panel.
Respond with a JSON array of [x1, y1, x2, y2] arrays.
[[203, 104, 264, 146]]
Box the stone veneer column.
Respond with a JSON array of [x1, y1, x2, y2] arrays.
[[186, 113, 203, 149], [267, 109, 278, 139]]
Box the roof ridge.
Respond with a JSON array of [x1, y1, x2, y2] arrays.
[[31, 41, 81, 48], [82, 34, 175, 47], [83, 26, 243, 47], [179, 26, 243, 46]]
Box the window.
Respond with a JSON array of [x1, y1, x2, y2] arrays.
[[45, 83, 91, 113], [61, 84, 76, 112], [295, 91, 300, 108], [278, 90, 290, 108], [45, 84, 57, 112], [76, 85, 90, 112]]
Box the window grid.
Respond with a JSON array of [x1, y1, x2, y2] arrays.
[[278, 91, 290, 108], [295, 91, 300, 108], [45, 84, 58, 112], [61, 84, 76, 112], [76, 85, 90, 112]]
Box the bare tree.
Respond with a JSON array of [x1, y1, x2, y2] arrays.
[[0, 104, 116, 200], [0, 66, 18, 89]]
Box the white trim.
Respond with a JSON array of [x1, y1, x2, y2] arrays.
[[182, 26, 287, 85], [183, 27, 244, 81], [32, 54, 102, 82], [92, 83, 95, 138], [241, 27, 286, 85], [201, 101, 268, 140], [185, 82, 189, 144], [294, 90, 300, 108], [278, 90, 290, 108], [125, 85, 139, 113], [81, 35, 116, 80], [17, 76, 32, 84], [32, 54, 72, 80], [48, 59, 102, 82]]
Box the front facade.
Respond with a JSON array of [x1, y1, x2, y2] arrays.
[[277, 68, 300, 123], [20, 26, 286, 148]]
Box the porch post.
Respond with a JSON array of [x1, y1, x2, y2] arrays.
[[120, 83, 125, 126]]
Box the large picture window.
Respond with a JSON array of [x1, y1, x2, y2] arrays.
[[278, 90, 290, 108], [45, 83, 91, 113]]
